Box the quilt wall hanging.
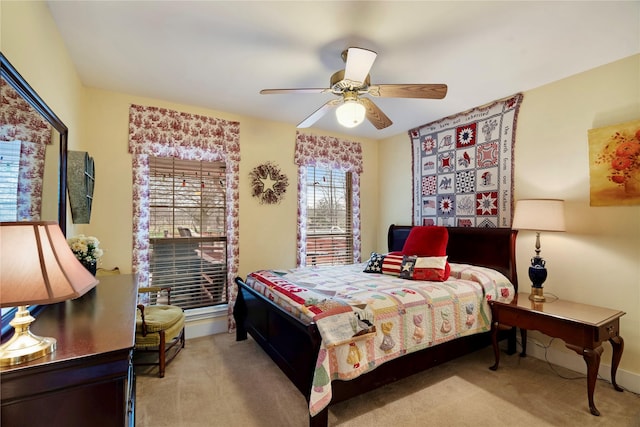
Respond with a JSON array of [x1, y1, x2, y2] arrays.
[[409, 93, 523, 228]]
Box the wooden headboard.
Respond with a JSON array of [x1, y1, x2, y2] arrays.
[[388, 225, 518, 290]]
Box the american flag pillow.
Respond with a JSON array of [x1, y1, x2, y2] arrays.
[[381, 252, 404, 276], [399, 255, 449, 281], [363, 252, 385, 273]]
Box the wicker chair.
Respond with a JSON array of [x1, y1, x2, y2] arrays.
[[134, 286, 185, 378]]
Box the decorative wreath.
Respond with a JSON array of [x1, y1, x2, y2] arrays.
[[249, 161, 289, 204]]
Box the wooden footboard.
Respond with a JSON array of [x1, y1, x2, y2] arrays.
[[233, 276, 322, 398], [234, 277, 516, 426], [234, 226, 519, 427]]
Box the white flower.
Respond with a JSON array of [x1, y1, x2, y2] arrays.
[[67, 234, 104, 264]]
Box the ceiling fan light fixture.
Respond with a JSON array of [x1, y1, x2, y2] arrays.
[[336, 100, 365, 128], [261, 47, 446, 130]]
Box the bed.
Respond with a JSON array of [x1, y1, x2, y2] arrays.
[[233, 225, 518, 426]]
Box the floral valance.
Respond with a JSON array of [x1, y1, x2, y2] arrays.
[[0, 78, 52, 145], [128, 104, 240, 158], [295, 132, 363, 174], [128, 104, 241, 331]]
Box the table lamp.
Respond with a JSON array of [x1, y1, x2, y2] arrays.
[[511, 199, 566, 302], [0, 221, 98, 367]]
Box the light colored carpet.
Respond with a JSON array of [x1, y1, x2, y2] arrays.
[[136, 333, 640, 427]]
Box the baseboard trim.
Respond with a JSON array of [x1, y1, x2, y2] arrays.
[[185, 306, 229, 339], [523, 337, 640, 395]]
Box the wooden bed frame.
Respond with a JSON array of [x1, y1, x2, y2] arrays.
[[233, 225, 518, 426]]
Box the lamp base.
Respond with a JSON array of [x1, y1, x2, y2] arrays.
[[0, 306, 56, 367], [528, 286, 546, 302]]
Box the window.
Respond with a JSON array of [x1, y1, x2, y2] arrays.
[[148, 156, 227, 310], [294, 132, 363, 267], [305, 167, 353, 266], [0, 141, 20, 221]]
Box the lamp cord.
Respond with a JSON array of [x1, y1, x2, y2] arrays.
[[514, 335, 640, 398]]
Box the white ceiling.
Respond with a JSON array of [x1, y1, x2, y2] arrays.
[[47, 1, 640, 140]]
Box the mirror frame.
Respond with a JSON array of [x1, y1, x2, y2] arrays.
[[1, 53, 69, 340], [1, 52, 68, 235]]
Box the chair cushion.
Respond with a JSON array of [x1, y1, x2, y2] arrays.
[[136, 305, 184, 333], [135, 313, 185, 349], [96, 267, 121, 276]]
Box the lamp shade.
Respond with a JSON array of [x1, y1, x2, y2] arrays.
[[336, 100, 366, 128], [511, 199, 566, 232], [0, 221, 98, 307]]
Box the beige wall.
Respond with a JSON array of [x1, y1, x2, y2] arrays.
[[1, 2, 83, 136], [4, 1, 639, 387], [379, 55, 640, 377], [1, 1, 85, 232], [2, 2, 379, 279], [81, 88, 379, 278]]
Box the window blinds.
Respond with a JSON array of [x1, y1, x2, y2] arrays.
[[305, 167, 353, 266], [148, 157, 227, 309], [0, 141, 21, 221]]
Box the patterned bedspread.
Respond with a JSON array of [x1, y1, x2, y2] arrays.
[[245, 262, 515, 416]]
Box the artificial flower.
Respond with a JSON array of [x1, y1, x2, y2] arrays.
[[67, 234, 104, 264]]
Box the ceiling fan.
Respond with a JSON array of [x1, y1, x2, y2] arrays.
[[260, 47, 448, 130]]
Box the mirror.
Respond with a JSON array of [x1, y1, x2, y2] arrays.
[[0, 53, 68, 234]]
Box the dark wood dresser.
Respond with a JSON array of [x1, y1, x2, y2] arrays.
[[1, 274, 137, 427]]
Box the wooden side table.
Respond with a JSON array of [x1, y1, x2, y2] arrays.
[[489, 293, 625, 416]]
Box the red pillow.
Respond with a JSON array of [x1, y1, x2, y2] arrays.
[[401, 226, 448, 257]]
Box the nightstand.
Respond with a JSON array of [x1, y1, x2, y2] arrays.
[[488, 293, 625, 416]]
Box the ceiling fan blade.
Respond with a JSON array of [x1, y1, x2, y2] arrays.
[[360, 98, 393, 130], [368, 84, 448, 99], [260, 88, 330, 95], [297, 99, 341, 128], [343, 47, 377, 85]]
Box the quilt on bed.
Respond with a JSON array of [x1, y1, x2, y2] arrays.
[[245, 262, 515, 416]]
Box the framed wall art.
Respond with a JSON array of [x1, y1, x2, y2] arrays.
[[67, 150, 95, 223], [588, 119, 640, 206]]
